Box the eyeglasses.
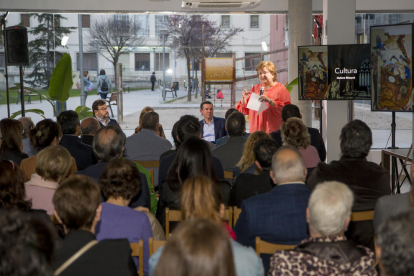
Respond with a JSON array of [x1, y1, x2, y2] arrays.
[[98, 107, 109, 111]]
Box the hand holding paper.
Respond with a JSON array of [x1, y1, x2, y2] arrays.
[[246, 93, 268, 115]]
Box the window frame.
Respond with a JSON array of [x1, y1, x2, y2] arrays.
[[135, 53, 151, 71], [20, 14, 30, 28], [221, 15, 231, 29], [249, 15, 260, 30]]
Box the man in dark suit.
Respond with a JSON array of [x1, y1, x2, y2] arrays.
[[158, 115, 224, 190], [199, 101, 227, 143], [229, 138, 278, 208], [52, 175, 137, 276], [234, 146, 311, 271], [307, 120, 390, 249], [215, 108, 250, 147], [77, 125, 150, 210], [271, 104, 326, 162], [92, 99, 119, 127], [80, 117, 100, 147], [212, 112, 246, 172], [57, 110, 97, 171]]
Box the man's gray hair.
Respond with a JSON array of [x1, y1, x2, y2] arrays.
[[308, 181, 354, 237], [271, 146, 306, 184]]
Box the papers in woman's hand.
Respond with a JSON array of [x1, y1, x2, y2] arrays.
[[246, 93, 269, 115]]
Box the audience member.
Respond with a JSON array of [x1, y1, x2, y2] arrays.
[[18, 117, 36, 156], [229, 138, 278, 208], [0, 209, 56, 276], [376, 210, 414, 276], [199, 101, 227, 143], [234, 131, 269, 177], [25, 145, 72, 215], [80, 117, 100, 146], [150, 176, 263, 276], [215, 108, 250, 147], [234, 146, 310, 271], [20, 119, 77, 181], [0, 118, 29, 165], [374, 160, 414, 233], [271, 104, 326, 161], [268, 181, 376, 276], [212, 112, 247, 172], [77, 125, 151, 210], [0, 160, 33, 212], [307, 119, 390, 249], [52, 175, 138, 276], [95, 159, 153, 274], [152, 219, 235, 276], [92, 99, 119, 127], [57, 110, 96, 171], [125, 111, 172, 186], [156, 137, 230, 228], [135, 106, 166, 138], [158, 115, 224, 189], [280, 117, 320, 173]]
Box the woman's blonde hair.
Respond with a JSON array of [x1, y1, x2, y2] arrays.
[[236, 131, 270, 172], [281, 117, 310, 149], [36, 145, 72, 182], [181, 176, 222, 225], [256, 61, 277, 82], [153, 219, 235, 276]]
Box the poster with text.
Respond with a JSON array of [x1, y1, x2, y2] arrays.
[[371, 24, 413, 111]]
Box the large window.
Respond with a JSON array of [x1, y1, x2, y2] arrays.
[[135, 53, 150, 71], [221, 15, 230, 28], [82, 15, 90, 28], [114, 14, 129, 24], [20, 14, 30, 27], [250, 15, 260, 29], [155, 15, 168, 36], [76, 53, 97, 71], [155, 53, 170, 71], [135, 15, 149, 37], [244, 53, 261, 71], [216, 52, 234, 58]]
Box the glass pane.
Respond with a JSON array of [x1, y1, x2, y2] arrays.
[[250, 15, 259, 28], [135, 53, 150, 71], [221, 15, 230, 28]]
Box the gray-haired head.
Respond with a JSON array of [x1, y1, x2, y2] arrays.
[[308, 181, 354, 237], [271, 145, 306, 184]]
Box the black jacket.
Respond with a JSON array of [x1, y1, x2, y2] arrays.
[[53, 230, 137, 276], [0, 148, 28, 165], [60, 135, 97, 171], [271, 127, 326, 162]]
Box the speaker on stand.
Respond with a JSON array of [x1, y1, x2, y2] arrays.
[[5, 26, 29, 117]]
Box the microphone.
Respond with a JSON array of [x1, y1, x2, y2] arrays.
[[260, 87, 264, 96]]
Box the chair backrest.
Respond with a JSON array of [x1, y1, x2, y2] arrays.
[[108, 93, 117, 103], [255, 237, 296, 256], [133, 160, 160, 192], [149, 237, 167, 257], [224, 171, 233, 180], [166, 207, 234, 239], [50, 215, 60, 225], [130, 240, 144, 276], [351, 210, 374, 222], [233, 207, 242, 227]]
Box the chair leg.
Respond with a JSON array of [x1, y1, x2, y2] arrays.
[[109, 104, 114, 118]]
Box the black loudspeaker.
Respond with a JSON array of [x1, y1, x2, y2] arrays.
[[5, 26, 29, 66]]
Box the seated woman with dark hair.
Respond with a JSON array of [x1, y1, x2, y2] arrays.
[[0, 118, 29, 165], [20, 119, 77, 181], [150, 176, 264, 276], [25, 145, 72, 215], [156, 136, 230, 228], [281, 117, 320, 172], [153, 219, 235, 276], [95, 159, 153, 275]]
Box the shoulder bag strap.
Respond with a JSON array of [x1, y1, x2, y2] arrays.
[[54, 240, 98, 276]]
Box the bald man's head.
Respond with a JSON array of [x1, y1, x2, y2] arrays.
[[81, 117, 100, 136], [271, 146, 306, 184], [18, 117, 34, 139], [93, 125, 126, 162]]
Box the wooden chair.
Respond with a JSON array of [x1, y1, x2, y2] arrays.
[[130, 241, 144, 276], [255, 237, 296, 257], [224, 171, 233, 180], [149, 237, 167, 257], [351, 210, 374, 222], [166, 207, 234, 238], [233, 207, 242, 227], [105, 92, 117, 118], [164, 82, 177, 98], [49, 215, 60, 225], [133, 160, 160, 193]]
